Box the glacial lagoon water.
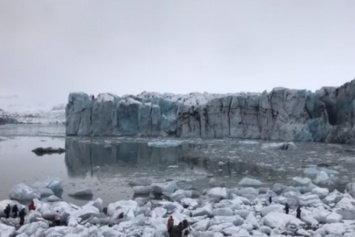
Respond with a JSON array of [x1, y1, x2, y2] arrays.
[[0, 124, 355, 206]]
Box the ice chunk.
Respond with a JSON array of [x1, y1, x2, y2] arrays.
[[128, 179, 152, 187], [311, 187, 329, 199], [239, 140, 259, 145], [147, 140, 183, 147], [45, 195, 61, 203], [260, 204, 283, 216], [238, 177, 263, 186], [245, 213, 259, 229], [324, 190, 343, 205], [84, 198, 103, 212], [0, 223, 15, 237], [260, 226, 272, 235], [314, 171, 331, 185], [292, 177, 312, 187], [192, 218, 210, 231], [210, 216, 244, 226], [263, 212, 303, 229], [166, 189, 192, 202], [181, 198, 199, 209], [207, 187, 227, 200], [322, 223, 346, 236], [164, 181, 179, 194], [335, 194, 355, 220], [272, 183, 287, 195], [212, 207, 233, 216], [296, 229, 311, 236], [326, 212, 343, 223], [68, 188, 93, 199], [107, 200, 138, 220], [133, 186, 152, 196], [192, 204, 213, 217], [234, 210, 251, 219], [17, 221, 49, 236], [223, 226, 250, 236], [345, 182, 355, 198], [261, 142, 296, 150], [32, 177, 63, 193], [208, 222, 234, 232], [9, 183, 40, 200], [299, 194, 322, 207], [234, 187, 258, 200]]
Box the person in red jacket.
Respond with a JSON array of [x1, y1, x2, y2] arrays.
[[167, 216, 174, 235], [28, 200, 35, 211]]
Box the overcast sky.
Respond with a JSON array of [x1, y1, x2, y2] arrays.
[[0, 0, 355, 105]]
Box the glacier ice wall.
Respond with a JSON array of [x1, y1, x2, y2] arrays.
[[66, 79, 355, 144]]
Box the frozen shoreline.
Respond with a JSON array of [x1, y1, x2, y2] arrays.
[[1, 177, 355, 237]]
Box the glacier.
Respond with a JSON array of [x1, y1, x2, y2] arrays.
[[66, 79, 355, 144]]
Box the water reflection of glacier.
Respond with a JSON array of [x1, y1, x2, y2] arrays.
[[65, 139, 183, 178], [65, 137, 355, 193], [65, 138, 290, 188]]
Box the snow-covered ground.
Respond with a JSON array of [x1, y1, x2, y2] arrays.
[[1, 177, 355, 236], [0, 95, 65, 124]]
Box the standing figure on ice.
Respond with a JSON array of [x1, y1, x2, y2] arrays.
[[167, 216, 174, 236], [284, 203, 290, 214], [28, 200, 35, 211], [296, 206, 301, 219], [4, 204, 10, 218], [267, 188, 273, 204], [54, 211, 61, 226], [12, 204, 18, 218], [19, 208, 26, 226]]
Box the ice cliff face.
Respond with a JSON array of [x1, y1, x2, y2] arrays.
[[66, 79, 355, 144]]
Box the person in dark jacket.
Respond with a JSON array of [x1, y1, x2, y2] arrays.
[[284, 203, 290, 214], [19, 208, 26, 226], [4, 204, 10, 218], [12, 204, 18, 218], [296, 206, 301, 219]]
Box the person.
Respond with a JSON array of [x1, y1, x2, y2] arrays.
[[182, 220, 190, 236], [19, 208, 26, 226], [54, 211, 61, 226], [177, 222, 183, 236], [296, 206, 301, 219], [4, 204, 10, 218], [167, 216, 174, 235], [267, 188, 273, 204], [284, 203, 289, 214], [12, 204, 18, 218], [28, 200, 35, 211]]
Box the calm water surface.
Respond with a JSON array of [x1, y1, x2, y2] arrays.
[[0, 124, 355, 206]]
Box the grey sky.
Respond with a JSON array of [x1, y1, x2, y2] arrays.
[[1, 0, 355, 105]]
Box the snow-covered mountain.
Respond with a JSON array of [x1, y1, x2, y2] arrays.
[[0, 95, 65, 124]]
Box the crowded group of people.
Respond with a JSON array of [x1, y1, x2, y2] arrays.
[[3, 203, 26, 225], [2, 200, 61, 227]]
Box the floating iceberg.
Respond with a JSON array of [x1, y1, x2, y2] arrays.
[[9, 183, 40, 201], [32, 177, 63, 193], [238, 177, 263, 187]]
